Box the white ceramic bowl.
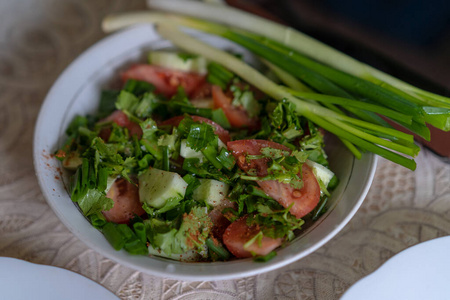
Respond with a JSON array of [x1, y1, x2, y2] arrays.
[[341, 236, 450, 300], [0, 258, 118, 300], [33, 24, 377, 281]]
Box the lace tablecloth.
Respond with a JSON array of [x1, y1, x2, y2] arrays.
[[1, 1, 449, 299]]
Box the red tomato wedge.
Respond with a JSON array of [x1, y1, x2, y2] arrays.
[[99, 110, 143, 140], [227, 139, 290, 176], [159, 115, 230, 144], [208, 199, 236, 240], [121, 64, 206, 98], [228, 139, 321, 218], [211, 85, 259, 129], [223, 215, 283, 258], [189, 81, 212, 100], [102, 178, 145, 224], [258, 164, 320, 218]]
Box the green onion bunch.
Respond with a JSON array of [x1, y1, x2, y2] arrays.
[[101, 2, 450, 170]]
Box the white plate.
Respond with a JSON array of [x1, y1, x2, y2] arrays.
[[342, 236, 450, 300], [33, 24, 376, 280], [0, 257, 118, 300]]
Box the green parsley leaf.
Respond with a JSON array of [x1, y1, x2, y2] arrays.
[[186, 122, 217, 151]]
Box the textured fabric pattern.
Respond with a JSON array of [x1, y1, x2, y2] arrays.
[[1, 1, 449, 299]]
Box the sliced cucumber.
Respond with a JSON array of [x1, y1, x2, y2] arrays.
[[192, 178, 229, 207], [180, 139, 205, 161], [306, 160, 335, 188], [148, 51, 208, 74], [138, 168, 188, 209]]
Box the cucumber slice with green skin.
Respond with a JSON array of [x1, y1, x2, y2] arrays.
[[148, 51, 208, 74], [179, 139, 226, 161], [138, 168, 188, 209], [305, 160, 335, 188], [192, 178, 229, 207]]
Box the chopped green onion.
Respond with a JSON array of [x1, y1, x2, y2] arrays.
[[89, 212, 107, 229], [102, 223, 126, 251], [117, 224, 135, 241], [124, 238, 149, 255], [206, 237, 231, 260], [328, 175, 339, 190], [253, 251, 277, 262], [138, 154, 153, 169], [216, 148, 235, 170], [161, 146, 170, 171], [202, 144, 222, 169], [140, 139, 162, 161], [97, 167, 109, 192], [243, 231, 263, 249], [133, 222, 147, 243], [246, 185, 271, 199], [183, 174, 201, 197]]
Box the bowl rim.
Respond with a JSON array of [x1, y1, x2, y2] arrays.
[[33, 24, 377, 281]]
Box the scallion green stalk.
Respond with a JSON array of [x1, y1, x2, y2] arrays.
[[265, 60, 362, 158], [155, 22, 418, 170], [146, 0, 450, 110], [102, 223, 126, 251], [206, 237, 231, 260], [100, 11, 449, 170]]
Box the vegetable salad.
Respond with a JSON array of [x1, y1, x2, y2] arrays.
[[57, 52, 337, 262]]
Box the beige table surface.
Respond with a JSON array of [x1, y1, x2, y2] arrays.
[[1, 1, 449, 299]]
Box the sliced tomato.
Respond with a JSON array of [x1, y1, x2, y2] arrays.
[[211, 85, 259, 130], [121, 64, 206, 98], [99, 110, 143, 140], [189, 81, 212, 100], [102, 178, 146, 224], [258, 164, 320, 218], [208, 199, 236, 240], [223, 215, 283, 258], [228, 139, 320, 218], [159, 115, 230, 144], [227, 139, 290, 176]]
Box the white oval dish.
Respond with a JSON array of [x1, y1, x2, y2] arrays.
[[342, 236, 450, 300], [0, 257, 118, 300], [33, 24, 376, 281]]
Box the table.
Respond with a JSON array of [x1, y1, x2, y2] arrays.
[[1, 1, 449, 299]]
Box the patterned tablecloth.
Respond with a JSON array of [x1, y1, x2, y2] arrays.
[[1, 1, 449, 299]]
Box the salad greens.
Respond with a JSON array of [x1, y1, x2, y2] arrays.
[[57, 59, 335, 261]]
